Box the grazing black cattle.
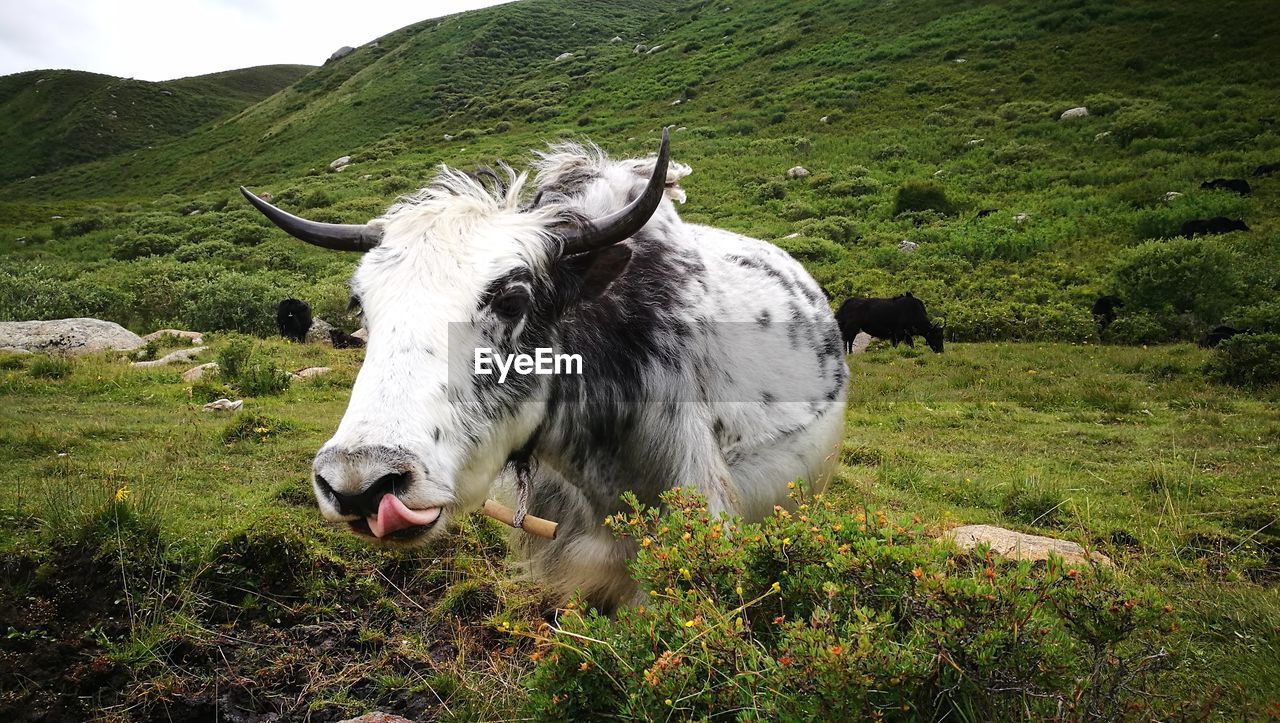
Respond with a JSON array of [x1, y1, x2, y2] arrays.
[[1200, 178, 1251, 195], [1091, 295, 1124, 330], [1180, 217, 1249, 238], [836, 292, 944, 353], [276, 298, 312, 342], [976, 208, 998, 218], [329, 329, 366, 349], [1253, 163, 1280, 177], [1199, 325, 1249, 348]]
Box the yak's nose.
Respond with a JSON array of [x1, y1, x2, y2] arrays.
[[314, 469, 409, 518]]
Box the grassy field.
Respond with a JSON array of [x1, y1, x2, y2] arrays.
[[0, 338, 1276, 719], [1, 0, 1279, 718]]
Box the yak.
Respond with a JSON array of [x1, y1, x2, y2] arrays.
[[835, 292, 944, 353], [1180, 217, 1249, 238], [276, 298, 312, 342], [1091, 295, 1124, 331], [240, 130, 847, 610], [1200, 178, 1251, 195]]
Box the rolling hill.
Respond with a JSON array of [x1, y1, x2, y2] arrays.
[[0, 64, 312, 183]]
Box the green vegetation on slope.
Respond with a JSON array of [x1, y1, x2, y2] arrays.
[[0, 64, 312, 182], [1, 0, 1278, 346]]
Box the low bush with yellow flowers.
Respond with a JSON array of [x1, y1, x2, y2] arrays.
[[521, 486, 1181, 720]]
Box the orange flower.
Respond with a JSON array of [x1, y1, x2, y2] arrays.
[[983, 567, 996, 580], [912, 567, 924, 579]]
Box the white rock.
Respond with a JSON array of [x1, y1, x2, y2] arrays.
[[1094, 131, 1112, 140], [351, 327, 368, 342], [847, 332, 873, 355], [203, 398, 243, 412], [143, 329, 204, 345], [782, 232, 801, 239], [555, 52, 574, 62], [646, 45, 664, 54], [933, 169, 946, 176], [131, 346, 207, 368], [898, 239, 919, 253], [330, 155, 351, 170], [953, 57, 967, 63], [633, 44, 649, 54], [1059, 106, 1089, 120], [306, 318, 336, 345], [443, 133, 454, 141], [966, 138, 985, 146], [674, 126, 687, 132], [786, 166, 810, 179], [1014, 212, 1031, 224], [1162, 191, 1183, 202], [819, 115, 830, 123], [610, 36, 623, 43], [183, 362, 218, 382], [327, 46, 355, 63], [0, 318, 144, 355], [292, 366, 333, 380], [944, 524, 1113, 567], [187, 209, 200, 216], [670, 99, 682, 105]]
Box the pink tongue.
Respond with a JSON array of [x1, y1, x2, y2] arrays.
[[367, 494, 441, 538]]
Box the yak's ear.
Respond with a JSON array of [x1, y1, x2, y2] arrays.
[[562, 244, 633, 303]]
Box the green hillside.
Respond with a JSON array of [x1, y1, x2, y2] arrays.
[[0, 64, 312, 183], [1, 0, 1278, 347]]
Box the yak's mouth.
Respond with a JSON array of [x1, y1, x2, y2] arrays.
[[347, 494, 443, 542]]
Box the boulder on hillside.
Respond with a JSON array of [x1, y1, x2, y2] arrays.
[[131, 346, 207, 368], [1059, 106, 1089, 120], [944, 524, 1113, 567], [351, 327, 368, 342], [292, 366, 332, 380], [143, 328, 204, 345], [786, 166, 810, 179], [330, 156, 351, 171], [0, 318, 144, 355], [306, 318, 335, 345], [555, 52, 574, 61], [183, 362, 218, 382], [327, 46, 355, 63]]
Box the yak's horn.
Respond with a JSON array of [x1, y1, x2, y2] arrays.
[[559, 128, 670, 255], [240, 186, 382, 252]]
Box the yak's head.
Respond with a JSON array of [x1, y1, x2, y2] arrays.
[[924, 322, 945, 353], [241, 131, 671, 544]]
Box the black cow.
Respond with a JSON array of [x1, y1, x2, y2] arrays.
[[329, 329, 366, 349], [1200, 178, 1251, 195], [976, 208, 998, 218], [836, 292, 944, 353], [1091, 295, 1124, 331], [1199, 325, 1249, 348], [1253, 163, 1280, 177], [1180, 217, 1249, 238], [276, 298, 312, 343]]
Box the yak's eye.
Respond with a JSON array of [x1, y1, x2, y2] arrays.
[[492, 289, 530, 321]]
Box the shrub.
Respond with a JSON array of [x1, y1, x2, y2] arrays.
[[1111, 108, 1165, 145], [216, 335, 253, 380], [112, 233, 181, 260], [1206, 333, 1280, 388], [522, 489, 1177, 720], [1110, 237, 1242, 323], [1102, 311, 1173, 345], [774, 235, 845, 263], [893, 180, 952, 216], [236, 360, 292, 397]]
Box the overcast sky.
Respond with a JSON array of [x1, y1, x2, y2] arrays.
[[0, 0, 517, 81]]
